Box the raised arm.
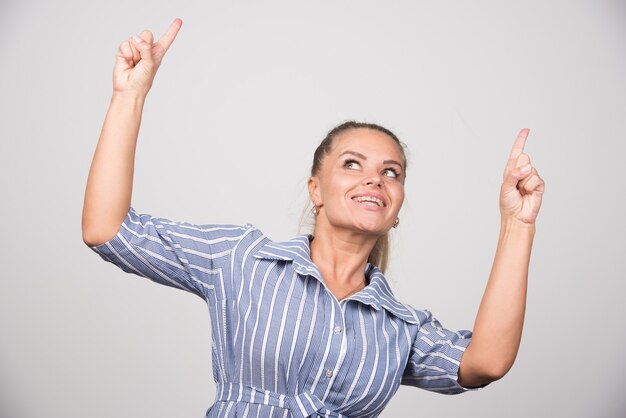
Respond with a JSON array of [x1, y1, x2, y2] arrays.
[[458, 128, 545, 388], [82, 19, 182, 246]]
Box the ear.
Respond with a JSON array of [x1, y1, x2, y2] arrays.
[[307, 176, 322, 207]]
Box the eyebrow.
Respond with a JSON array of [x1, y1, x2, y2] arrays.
[[338, 150, 404, 168]]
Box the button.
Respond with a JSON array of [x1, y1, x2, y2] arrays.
[[333, 326, 342, 334], [325, 369, 334, 378]]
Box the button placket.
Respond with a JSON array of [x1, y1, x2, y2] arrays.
[[323, 304, 347, 384]]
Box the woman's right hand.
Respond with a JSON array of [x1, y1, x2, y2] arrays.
[[83, 18, 183, 246], [113, 18, 183, 95]]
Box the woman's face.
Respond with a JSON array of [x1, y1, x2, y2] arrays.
[[308, 128, 406, 237]]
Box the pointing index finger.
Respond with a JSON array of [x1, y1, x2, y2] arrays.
[[156, 18, 183, 54], [506, 128, 530, 171]]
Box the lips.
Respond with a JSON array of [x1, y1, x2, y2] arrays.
[[351, 194, 386, 207]]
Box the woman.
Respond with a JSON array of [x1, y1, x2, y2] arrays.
[[83, 19, 545, 417]]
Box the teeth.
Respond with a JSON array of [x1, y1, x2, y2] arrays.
[[353, 196, 384, 207]]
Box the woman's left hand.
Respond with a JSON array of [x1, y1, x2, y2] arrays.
[[499, 128, 545, 224]]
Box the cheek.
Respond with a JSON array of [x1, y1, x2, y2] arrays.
[[322, 186, 348, 210], [319, 181, 361, 218], [391, 186, 405, 209], [320, 175, 351, 200]]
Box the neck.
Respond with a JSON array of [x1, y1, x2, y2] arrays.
[[310, 224, 378, 289]]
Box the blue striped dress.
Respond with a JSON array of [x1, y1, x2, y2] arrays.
[[91, 208, 476, 417]]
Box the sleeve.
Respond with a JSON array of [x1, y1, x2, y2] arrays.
[[401, 309, 483, 394], [90, 207, 252, 300]]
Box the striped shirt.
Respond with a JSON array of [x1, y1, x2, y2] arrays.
[[91, 208, 476, 417]]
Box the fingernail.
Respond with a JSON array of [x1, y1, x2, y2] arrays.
[[132, 35, 143, 44], [521, 164, 532, 174]]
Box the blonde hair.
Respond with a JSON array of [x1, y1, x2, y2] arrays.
[[310, 121, 407, 273]]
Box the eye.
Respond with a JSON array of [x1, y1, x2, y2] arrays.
[[382, 167, 399, 178], [344, 159, 361, 170]]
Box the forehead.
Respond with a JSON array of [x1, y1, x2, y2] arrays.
[[331, 128, 405, 163]]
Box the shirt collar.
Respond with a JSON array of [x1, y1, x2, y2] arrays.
[[253, 236, 420, 325]]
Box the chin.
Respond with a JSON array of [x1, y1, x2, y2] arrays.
[[353, 222, 390, 236]]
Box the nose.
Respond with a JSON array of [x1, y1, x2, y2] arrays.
[[364, 173, 383, 188]]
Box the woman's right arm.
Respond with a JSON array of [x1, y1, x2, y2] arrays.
[[82, 19, 183, 246]]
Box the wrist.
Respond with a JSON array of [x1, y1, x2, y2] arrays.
[[111, 90, 148, 104], [109, 90, 147, 113], [499, 217, 536, 239]]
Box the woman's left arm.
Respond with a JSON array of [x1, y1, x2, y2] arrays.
[[458, 128, 545, 388]]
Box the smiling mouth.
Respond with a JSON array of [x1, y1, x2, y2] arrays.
[[352, 196, 386, 207]]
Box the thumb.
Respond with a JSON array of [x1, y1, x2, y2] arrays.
[[138, 29, 154, 44], [503, 164, 532, 188], [132, 33, 155, 66]]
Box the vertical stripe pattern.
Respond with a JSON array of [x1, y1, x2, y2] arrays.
[[91, 208, 478, 418]]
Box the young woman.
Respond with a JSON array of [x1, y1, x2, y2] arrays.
[[83, 18, 545, 418]]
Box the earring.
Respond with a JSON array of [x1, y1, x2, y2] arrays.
[[393, 217, 400, 228], [312, 206, 319, 215]]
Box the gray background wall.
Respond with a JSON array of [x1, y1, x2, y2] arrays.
[[1, 0, 625, 417]]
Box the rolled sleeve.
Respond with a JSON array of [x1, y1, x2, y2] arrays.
[[401, 310, 479, 394], [90, 207, 250, 299]]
